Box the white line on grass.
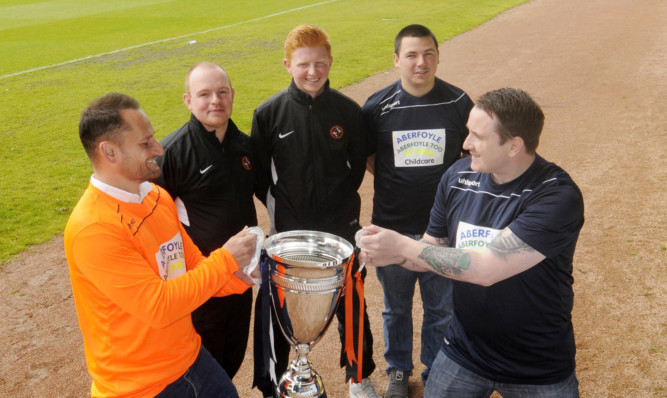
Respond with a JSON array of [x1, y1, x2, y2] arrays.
[[0, 0, 337, 81]]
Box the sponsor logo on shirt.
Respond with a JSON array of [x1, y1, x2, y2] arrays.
[[278, 130, 295, 139], [392, 129, 446, 168], [199, 165, 213, 174], [329, 125, 344, 139], [382, 100, 400, 113], [156, 232, 186, 280], [455, 221, 500, 253], [458, 178, 480, 187]]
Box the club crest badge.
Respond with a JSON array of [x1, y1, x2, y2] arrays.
[[329, 125, 344, 140], [241, 156, 252, 171]]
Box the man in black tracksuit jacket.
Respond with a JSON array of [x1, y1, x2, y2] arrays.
[[154, 62, 261, 380], [252, 78, 366, 237], [251, 24, 378, 398]]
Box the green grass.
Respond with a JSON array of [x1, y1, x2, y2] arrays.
[[0, 0, 527, 264]]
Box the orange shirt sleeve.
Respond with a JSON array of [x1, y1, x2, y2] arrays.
[[178, 217, 252, 297], [71, 223, 247, 329]]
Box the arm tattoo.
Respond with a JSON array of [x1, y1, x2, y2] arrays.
[[419, 237, 449, 246], [418, 246, 470, 276], [487, 229, 535, 259]]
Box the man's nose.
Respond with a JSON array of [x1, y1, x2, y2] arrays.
[[462, 136, 472, 151], [153, 140, 164, 156]]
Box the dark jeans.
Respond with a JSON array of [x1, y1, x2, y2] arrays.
[[424, 351, 579, 398], [155, 345, 238, 398], [376, 233, 452, 384], [192, 289, 253, 379]]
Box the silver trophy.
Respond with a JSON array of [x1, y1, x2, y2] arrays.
[[264, 230, 354, 398]]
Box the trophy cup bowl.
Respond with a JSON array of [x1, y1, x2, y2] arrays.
[[264, 230, 354, 398]]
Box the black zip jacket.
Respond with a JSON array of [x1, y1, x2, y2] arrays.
[[154, 115, 259, 256], [251, 79, 367, 242]]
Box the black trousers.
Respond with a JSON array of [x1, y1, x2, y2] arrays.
[[191, 289, 253, 379], [253, 256, 376, 397]]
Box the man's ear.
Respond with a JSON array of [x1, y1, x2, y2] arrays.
[[99, 141, 116, 162], [509, 136, 525, 157], [183, 93, 191, 108]]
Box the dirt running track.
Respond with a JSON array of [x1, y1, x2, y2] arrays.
[[1, 0, 664, 396]]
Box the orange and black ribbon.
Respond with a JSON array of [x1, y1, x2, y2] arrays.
[[343, 252, 365, 383]]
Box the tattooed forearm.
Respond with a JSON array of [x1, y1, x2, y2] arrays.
[[419, 237, 449, 246], [487, 229, 535, 259], [418, 246, 470, 276]]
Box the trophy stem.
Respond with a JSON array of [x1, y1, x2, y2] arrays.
[[294, 343, 312, 371], [277, 343, 326, 397]]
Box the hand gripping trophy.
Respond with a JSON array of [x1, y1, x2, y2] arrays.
[[262, 230, 354, 398]]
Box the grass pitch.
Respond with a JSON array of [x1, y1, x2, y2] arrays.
[[0, 0, 527, 263]]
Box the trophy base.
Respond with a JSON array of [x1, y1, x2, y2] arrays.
[[277, 356, 326, 398]]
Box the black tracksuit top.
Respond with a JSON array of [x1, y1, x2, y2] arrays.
[[251, 80, 367, 242], [155, 115, 259, 256]]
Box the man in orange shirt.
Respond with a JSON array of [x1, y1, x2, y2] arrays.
[[65, 92, 257, 397]]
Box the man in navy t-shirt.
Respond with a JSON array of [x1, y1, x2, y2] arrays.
[[362, 25, 473, 397], [358, 88, 583, 398]]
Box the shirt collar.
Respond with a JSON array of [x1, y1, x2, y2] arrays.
[[90, 175, 152, 203], [288, 78, 331, 104], [189, 113, 240, 146]]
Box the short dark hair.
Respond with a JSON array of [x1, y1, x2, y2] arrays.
[[394, 24, 438, 55], [79, 93, 139, 159], [475, 88, 544, 154]]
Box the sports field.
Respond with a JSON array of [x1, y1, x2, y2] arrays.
[[1, 0, 665, 396], [0, 0, 527, 263]]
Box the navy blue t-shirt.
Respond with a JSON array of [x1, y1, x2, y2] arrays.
[[363, 78, 473, 234], [426, 155, 584, 384]]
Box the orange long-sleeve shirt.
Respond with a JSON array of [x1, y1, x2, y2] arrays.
[[64, 181, 250, 397]]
